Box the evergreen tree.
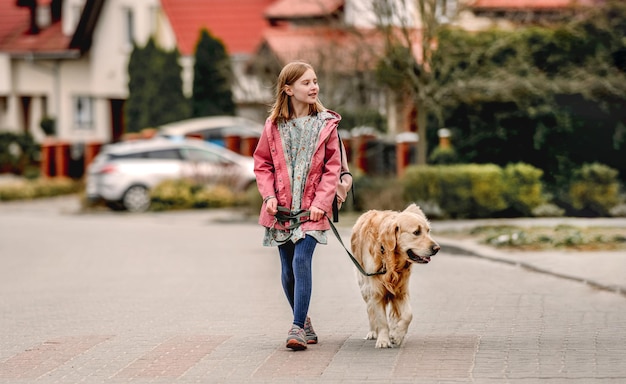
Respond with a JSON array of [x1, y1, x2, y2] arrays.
[[192, 29, 236, 117], [125, 41, 152, 133], [125, 38, 190, 133], [153, 48, 190, 126], [142, 38, 162, 128]]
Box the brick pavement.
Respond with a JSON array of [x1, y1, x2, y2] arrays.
[[1, 198, 625, 383]]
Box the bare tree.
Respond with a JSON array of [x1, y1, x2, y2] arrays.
[[374, 0, 454, 164]]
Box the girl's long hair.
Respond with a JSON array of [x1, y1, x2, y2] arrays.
[[268, 61, 326, 123]]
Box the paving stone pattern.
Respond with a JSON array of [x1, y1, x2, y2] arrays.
[[1, 201, 625, 383]]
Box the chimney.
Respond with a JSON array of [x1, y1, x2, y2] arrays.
[[16, 0, 40, 34], [37, 2, 52, 28]]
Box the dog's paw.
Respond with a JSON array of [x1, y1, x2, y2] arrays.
[[375, 337, 393, 348], [365, 331, 377, 340], [390, 332, 406, 346], [390, 336, 404, 347]]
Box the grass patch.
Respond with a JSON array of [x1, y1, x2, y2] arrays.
[[441, 225, 626, 251]]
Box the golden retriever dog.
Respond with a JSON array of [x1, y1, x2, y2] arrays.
[[350, 204, 440, 348]]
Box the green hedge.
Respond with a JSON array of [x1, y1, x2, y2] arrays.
[[568, 163, 621, 216], [0, 177, 82, 201], [503, 163, 545, 216], [402, 163, 545, 218], [149, 179, 244, 211]]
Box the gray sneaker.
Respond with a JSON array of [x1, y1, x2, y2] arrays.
[[286, 325, 307, 350], [304, 317, 318, 344]]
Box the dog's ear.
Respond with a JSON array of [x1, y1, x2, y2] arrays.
[[378, 218, 399, 255], [403, 203, 426, 219]]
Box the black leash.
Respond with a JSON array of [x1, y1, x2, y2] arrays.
[[274, 206, 386, 277]]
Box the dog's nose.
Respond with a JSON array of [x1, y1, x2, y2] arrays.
[[432, 244, 441, 254]]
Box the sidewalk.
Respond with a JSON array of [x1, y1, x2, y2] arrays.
[[2, 196, 626, 383], [432, 217, 626, 296], [2, 195, 625, 296], [113, 200, 626, 297]]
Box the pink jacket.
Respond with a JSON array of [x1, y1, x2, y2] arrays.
[[253, 110, 342, 231]]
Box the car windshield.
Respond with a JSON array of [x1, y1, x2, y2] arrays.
[[182, 147, 232, 164], [110, 148, 182, 160]]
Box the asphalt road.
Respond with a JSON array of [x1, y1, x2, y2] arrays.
[[1, 197, 625, 383]]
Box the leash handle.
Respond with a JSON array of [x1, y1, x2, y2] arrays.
[[273, 206, 311, 230]]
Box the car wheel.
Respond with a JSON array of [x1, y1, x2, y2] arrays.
[[122, 185, 151, 212]]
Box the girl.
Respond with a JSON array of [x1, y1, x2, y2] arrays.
[[253, 61, 342, 350]]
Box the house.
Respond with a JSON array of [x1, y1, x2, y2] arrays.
[[0, 0, 276, 148], [0, 0, 602, 176], [0, 0, 421, 148]]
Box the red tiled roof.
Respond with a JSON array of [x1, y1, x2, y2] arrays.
[[471, 0, 596, 9], [265, 0, 343, 19], [0, 0, 30, 48], [0, 0, 72, 55], [260, 26, 422, 73], [160, 0, 275, 56]]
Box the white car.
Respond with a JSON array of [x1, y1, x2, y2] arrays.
[[86, 137, 256, 212]]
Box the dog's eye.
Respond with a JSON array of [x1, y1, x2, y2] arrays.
[[413, 228, 421, 236]]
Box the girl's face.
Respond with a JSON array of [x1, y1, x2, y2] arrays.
[[285, 68, 319, 107]]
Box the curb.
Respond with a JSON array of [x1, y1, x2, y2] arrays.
[[439, 238, 626, 298]]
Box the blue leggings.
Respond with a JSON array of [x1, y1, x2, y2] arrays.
[[278, 235, 317, 328]]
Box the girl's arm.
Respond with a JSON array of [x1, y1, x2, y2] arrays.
[[253, 123, 277, 203]]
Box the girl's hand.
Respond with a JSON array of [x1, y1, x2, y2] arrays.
[[265, 197, 277, 216], [309, 206, 325, 221]]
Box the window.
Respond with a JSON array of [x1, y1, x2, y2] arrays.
[[124, 7, 135, 45], [111, 149, 182, 160], [41, 95, 48, 117], [73, 96, 94, 130], [436, 0, 457, 23], [183, 148, 227, 164], [145, 149, 181, 160], [110, 152, 143, 160], [0, 96, 7, 113]]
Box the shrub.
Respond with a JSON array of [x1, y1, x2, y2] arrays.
[[39, 117, 56, 136], [531, 203, 565, 217], [150, 179, 196, 211], [353, 174, 407, 212], [503, 163, 545, 216], [403, 164, 508, 218], [428, 146, 459, 165], [149, 179, 240, 211], [0, 132, 39, 174], [193, 185, 236, 208], [568, 163, 620, 216], [0, 177, 81, 201], [609, 204, 626, 217]]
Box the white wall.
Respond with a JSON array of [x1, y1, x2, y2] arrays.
[[0, 54, 10, 94], [62, 0, 85, 36], [90, 0, 162, 98], [345, 0, 418, 28]]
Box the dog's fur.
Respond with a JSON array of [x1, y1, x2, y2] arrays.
[[350, 204, 440, 348]]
